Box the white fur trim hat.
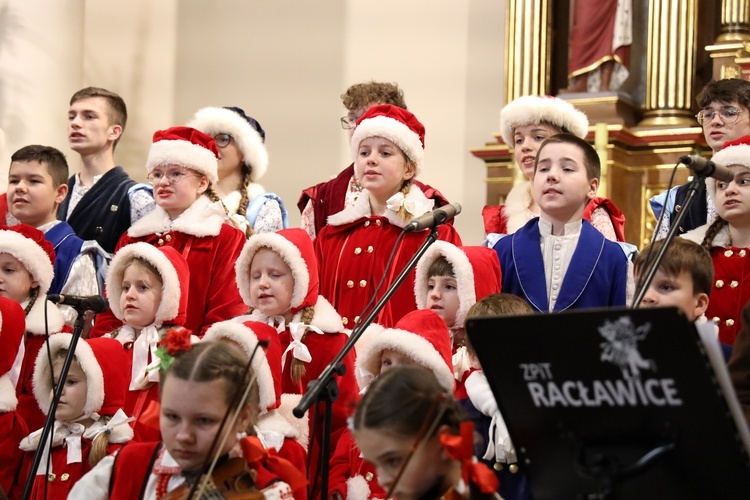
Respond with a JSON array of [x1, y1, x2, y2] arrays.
[[188, 106, 269, 182], [350, 104, 426, 175], [355, 309, 454, 392], [706, 135, 750, 202], [146, 126, 219, 185], [499, 95, 589, 146], [0, 224, 55, 295], [106, 243, 189, 328]]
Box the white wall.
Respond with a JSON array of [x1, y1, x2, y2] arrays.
[[0, 0, 505, 244]]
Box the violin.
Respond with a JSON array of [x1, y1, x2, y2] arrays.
[[161, 457, 264, 500]]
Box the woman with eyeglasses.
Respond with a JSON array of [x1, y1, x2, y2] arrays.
[[188, 106, 287, 237], [89, 126, 247, 338], [651, 79, 750, 239]]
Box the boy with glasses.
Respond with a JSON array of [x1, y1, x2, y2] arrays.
[[57, 87, 155, 254], [651, 79, 750, 238]]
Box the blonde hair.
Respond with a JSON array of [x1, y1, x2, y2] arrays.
[[289, 306, 316, 383]]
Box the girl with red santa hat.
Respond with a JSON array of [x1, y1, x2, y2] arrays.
[[0, 224, 67, 431], [16, 336, 131, 499], [329, 308, 455, 500], [315, 104, 462, 329], [103, 242, 193, 442], [90, 126, 247, 338], [234, 227, 358, 490]]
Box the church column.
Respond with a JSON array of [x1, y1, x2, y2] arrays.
[[505, 0, 551, 103], [707, 0, 750, 79], [640, 0, 699, 126]]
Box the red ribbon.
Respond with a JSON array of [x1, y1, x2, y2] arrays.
[[439, 422, 500, 495], [240, 436, 308, 494]]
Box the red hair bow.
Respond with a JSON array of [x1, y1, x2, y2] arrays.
[[439, 421, 500, 495]]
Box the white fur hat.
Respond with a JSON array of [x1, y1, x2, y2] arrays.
[[499, 95, 589, 146], [706, 136, 750, 202], [187, 106, 269, 182], [146, 126, 219, 185], [0, 225, 55, 295]]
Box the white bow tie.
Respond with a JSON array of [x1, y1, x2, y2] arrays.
[[282, 322, 325, 369]]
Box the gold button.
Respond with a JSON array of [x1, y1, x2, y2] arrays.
[[61, 473, 70, 482], [716, 280, 725, 288], [354, 247, 362, 255], [367, 246, 374, 253], [509, 464, 519, 474], [713, 317, 721, 324], [376, 220, 382, 226], [741, 250, 747, 257], [727, 319, 735, 327], [725, 249, 734, 257], [347, 280, 354, 288], [359, 280, 367, 288], [48, 473, 56, 482], [365, 472, 374, 481], [731, 280, 739, 288], [342, 317, 348, 326], [157, 239, 164, 245], [165, 234, 172, 242], [493, 462, 504, 471], [354, 316, 360, 324], [364, 220, 370, 227]]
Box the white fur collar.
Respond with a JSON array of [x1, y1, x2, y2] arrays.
[[0, 374, 18, 412], [222, 183, 266, 215], [504, 180, 536, 234], [327, 184, 433, 229], [270, 393, 309, 450], [25, 299, 65, 336], [127, 195, 227, 238], [246, 296, 344, 333], [681, 223, 729, 247]]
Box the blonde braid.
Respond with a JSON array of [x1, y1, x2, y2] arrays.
[[395, 180, 414, 222], [290, 306, 316, 383], [24, 287, 39, 316], [701, 216, 728, 250], [237, 164, 253, 222], [205, 185, 254, 238], [89, 416, 112, 467]]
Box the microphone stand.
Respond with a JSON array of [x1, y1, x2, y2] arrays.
[[294, 226, 441, 499], [631, 175, 704, 308], [22, 305, 89, 499]]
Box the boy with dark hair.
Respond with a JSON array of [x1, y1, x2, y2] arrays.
[[7, 145, 106, 326], [494, 133, 629, 311], [57, 86, 154, 253], [652, 78, 750, 237], [298, 81, 448, 239]]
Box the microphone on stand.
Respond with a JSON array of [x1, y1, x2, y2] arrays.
[[404, 203, 462, 233], [47, 294, 109, 313], [679, 155, 735, 183]]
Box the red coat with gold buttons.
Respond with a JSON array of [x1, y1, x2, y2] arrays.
[[316, 187, 462, 329]]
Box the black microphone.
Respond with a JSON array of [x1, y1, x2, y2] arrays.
[[404, 203, 462, 233], [679, 155, 735, 183], [47, 294, 109, 313]]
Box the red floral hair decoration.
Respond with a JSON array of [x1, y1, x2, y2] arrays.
[[148, 327, 194, 373]]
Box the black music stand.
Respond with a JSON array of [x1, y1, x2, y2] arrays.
[[467, 306, 750, 499]]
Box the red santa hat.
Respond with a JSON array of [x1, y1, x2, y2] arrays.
[[187, 106, 269, 182], [203, 320, 282, 414], [33, 335, 129, 418], [414, 242, 502, 330], [0, 224, 55, 296], [355, 309, 454, 392], [499, 95, 589, 146], [106, 242, 189, 327], [235, 228, 318, 313], [0, 297, 25, 411], [350, 104, 426, 175], [146, 126, 220, 185], [706, 135, 750, 203]]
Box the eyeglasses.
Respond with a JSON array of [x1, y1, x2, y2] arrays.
[[340, 116, 356, 130], [214, 133, 232, 148], [695, 106, 743, 126], [147, 167, 201, 186]]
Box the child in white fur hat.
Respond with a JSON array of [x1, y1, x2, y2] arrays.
[[89, 126, 247, 338], [0, 224, 67, 432], [316, 104, 462, 329], [329, 309, 454, 500], [482, 95, 625, 244], [188, 106, 288, 235]]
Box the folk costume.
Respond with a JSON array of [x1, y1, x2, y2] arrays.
[[494, 218, 628, 312], [0, 297, 28, 495], [90, 126, 247, 338], [104, 242, 191, 442], [0, 224, 68, 432], [315, 104, 462, 329], [329, 309, 454, 500], [18, 335, 132, 500], [188, 106, 288, 234]]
